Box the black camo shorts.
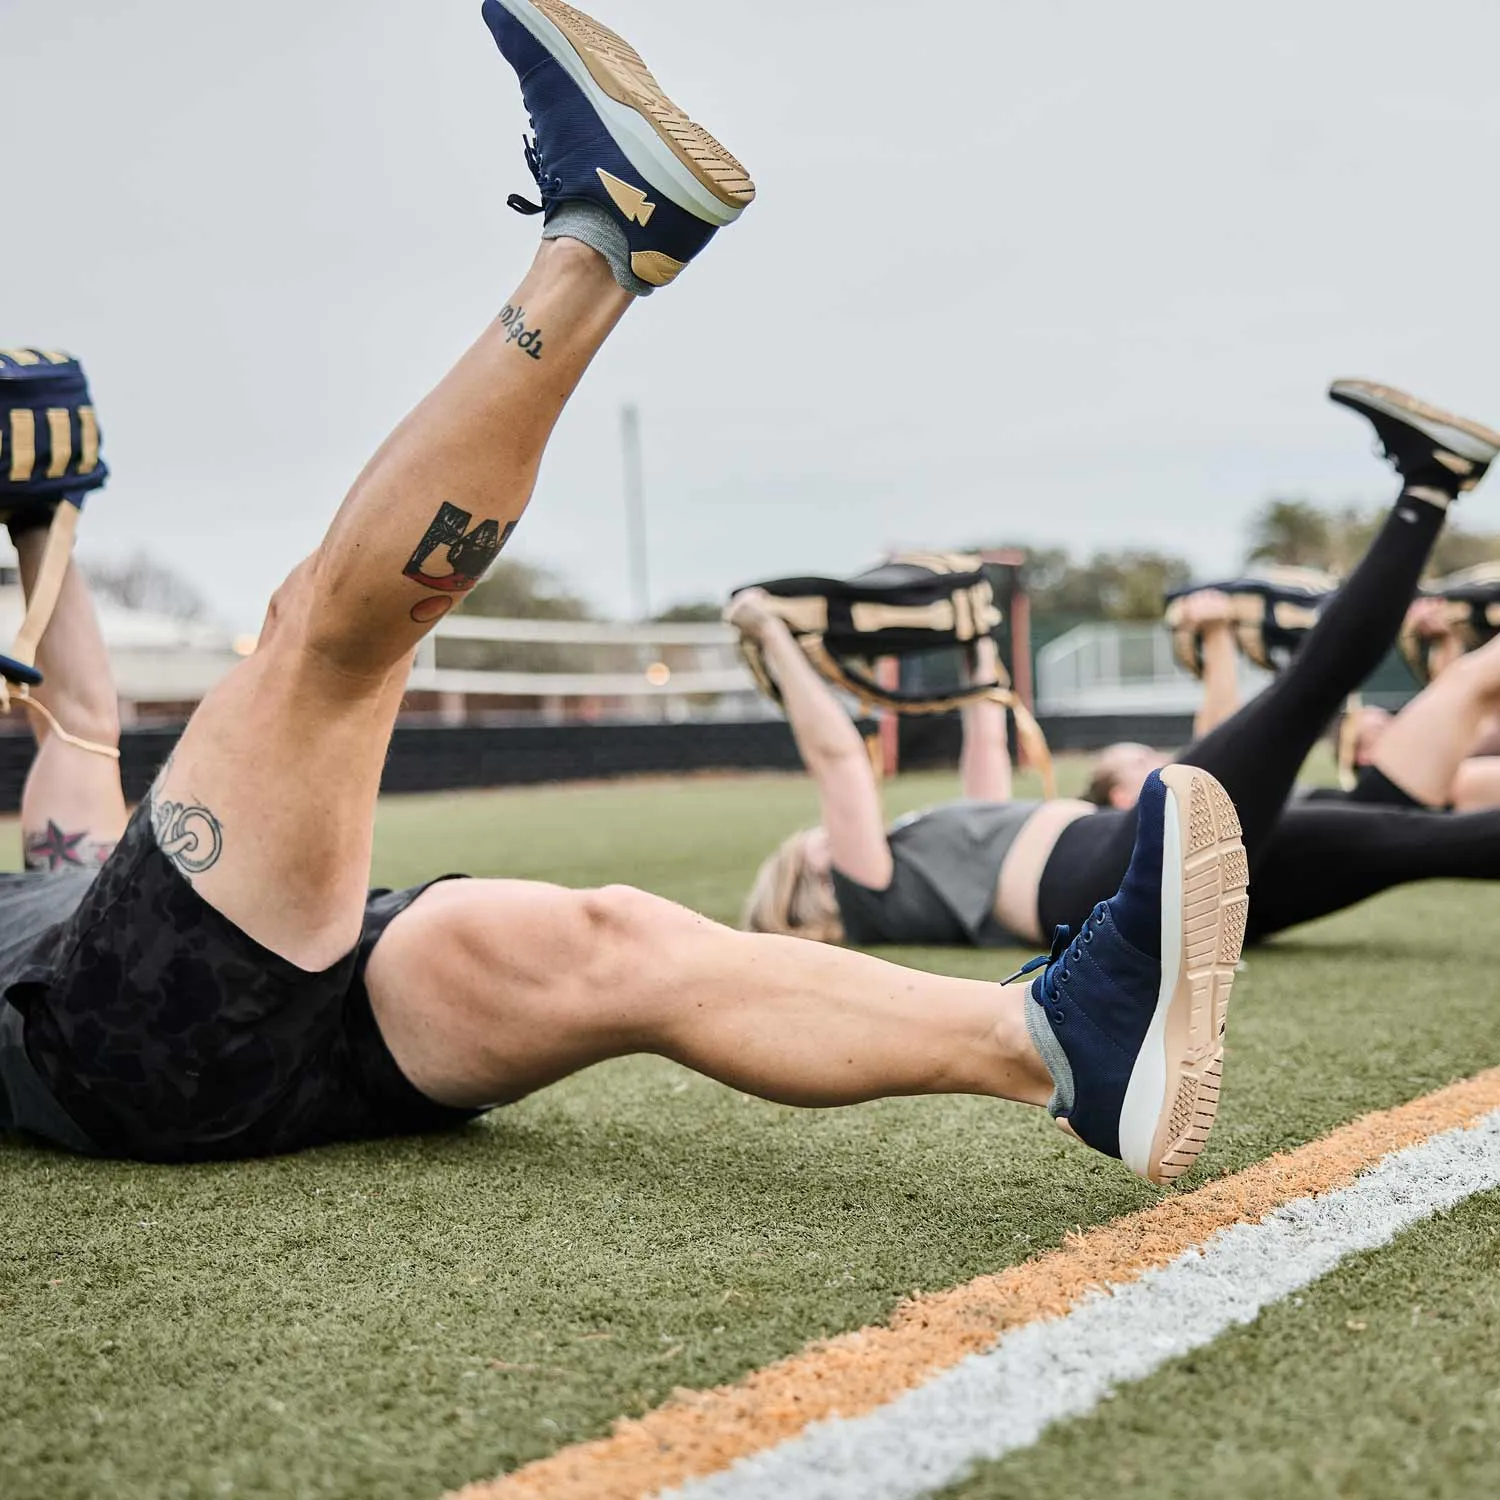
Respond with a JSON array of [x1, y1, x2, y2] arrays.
[[7, 799, 484, 1162]]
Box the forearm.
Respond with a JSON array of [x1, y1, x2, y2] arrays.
[[11, 533, 127, 867], [758, 624, 869, 768], [14, 534, 120, 746], [1193, 626, 1240, 738], [959, 642, 1011, 801]]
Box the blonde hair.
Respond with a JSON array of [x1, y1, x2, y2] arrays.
[[741, 830, 846, 944]]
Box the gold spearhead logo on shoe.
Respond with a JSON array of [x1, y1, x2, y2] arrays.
[[597, 168, 656, 226]]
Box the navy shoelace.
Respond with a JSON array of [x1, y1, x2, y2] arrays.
[[507, 133, 563, 217], [1002, 902, 1109, 1004]]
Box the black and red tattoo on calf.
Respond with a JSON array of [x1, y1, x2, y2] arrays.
[[403, 503, 517, 624]]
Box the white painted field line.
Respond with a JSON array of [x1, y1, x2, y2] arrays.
[[661, 1111, 1500, 1500]]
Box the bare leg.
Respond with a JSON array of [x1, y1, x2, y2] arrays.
[[1451, 757, 1500, 812], [1370, 633, 1500, 807], [364, 880, 1055, 1110], [12, 535, 126, 870], [154, 240, 631, 967]]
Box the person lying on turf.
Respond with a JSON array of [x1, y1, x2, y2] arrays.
[[1318, 599, 1500, 813], [735, 381, 1500, 952], [1088, 590, 1500, 816], [0, 0, 1249, 1188]]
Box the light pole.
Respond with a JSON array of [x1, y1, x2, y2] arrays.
[[621, 402, 650, 621]]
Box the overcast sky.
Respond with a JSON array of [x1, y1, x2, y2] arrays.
[[10, 0, 1500, 628]]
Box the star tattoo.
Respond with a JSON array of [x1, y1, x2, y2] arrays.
[[25, 820, 90, 872]]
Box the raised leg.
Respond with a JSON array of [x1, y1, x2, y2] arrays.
[[150, 0, 757, 970], [153, 243, 631, 967], [1036, 382, 1500, 934]]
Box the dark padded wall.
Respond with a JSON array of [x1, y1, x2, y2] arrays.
[[0, 720, 812, 813]]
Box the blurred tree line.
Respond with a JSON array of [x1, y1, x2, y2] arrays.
[[986, 498, 1500, 626]]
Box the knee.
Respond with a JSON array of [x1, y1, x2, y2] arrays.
[[560, 885, 719, 1030], [575, 884, 697, 982], [1444, 639, 1500, 697], [257, 555, 410, 684], [252, 559, 314, 653]]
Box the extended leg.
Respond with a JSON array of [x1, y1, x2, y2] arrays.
[[366, 880, 1054, 1110], [367, 766, 1247, 1186], [1245, 801, 1500, 941]]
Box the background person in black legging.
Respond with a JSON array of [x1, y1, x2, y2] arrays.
[[1089, 591, 1500, 817], [738, 378, 1500, 953], [1038, 379, 1500, 944]]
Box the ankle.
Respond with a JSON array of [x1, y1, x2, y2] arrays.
[[1399, 480, 1458, 513], [540, 203, 653, 297], [992, 989, 1056, 1108]]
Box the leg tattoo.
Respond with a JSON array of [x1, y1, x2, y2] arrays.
[[402, 504, 516, 596]]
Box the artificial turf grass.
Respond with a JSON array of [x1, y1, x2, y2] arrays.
[[938, 1186, 1500, 1500], [4, 766, 1498, 1500]]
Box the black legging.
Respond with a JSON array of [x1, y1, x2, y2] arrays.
[[1244, 799, 1500, 940], [1036, 484, 1500, 942]]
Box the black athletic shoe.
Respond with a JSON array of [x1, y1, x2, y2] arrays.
[[1329, 380, 1500, 496]]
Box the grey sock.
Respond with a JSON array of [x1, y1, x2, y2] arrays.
[[541, 201, 653, 297], [1024, 985, 1075, 1119]]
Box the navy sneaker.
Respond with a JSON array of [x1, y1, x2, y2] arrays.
[[482, 0, 755, 288], [1330, 380, 1500, 496], [1010, 766, 1248, 1185]]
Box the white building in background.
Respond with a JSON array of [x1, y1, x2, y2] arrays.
[[0, 551, 243, 726], [1036, 621, 1271, 716]]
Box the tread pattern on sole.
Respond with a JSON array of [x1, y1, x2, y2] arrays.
[[532, 0, 756, 208], [1330, 379, 1500, 452], [1152, 768, 1248, 1186]]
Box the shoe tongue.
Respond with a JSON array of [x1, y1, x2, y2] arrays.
[[1109, 776, 1166, 959], [483, 0, 554, 81]]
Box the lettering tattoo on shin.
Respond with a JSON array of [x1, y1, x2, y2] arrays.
[[499, 303, 544, 360], [151, 796, 225, 877], [24, 821, 117, 872], [403, 502, 516, 622]]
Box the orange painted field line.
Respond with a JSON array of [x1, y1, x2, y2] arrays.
[[451, 1068, 1500, 1500]]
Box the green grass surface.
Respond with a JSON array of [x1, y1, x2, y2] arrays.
[[3, 761, 1499, 1500], [942, 1189, 1500, 1500]]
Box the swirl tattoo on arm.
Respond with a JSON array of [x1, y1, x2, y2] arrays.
[[150, 796, 225, 876]]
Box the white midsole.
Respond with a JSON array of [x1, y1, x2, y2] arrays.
[[1331, 383, 1499, 465], [1117, 785, 1184, 1178], [498, 0, 743, 227]]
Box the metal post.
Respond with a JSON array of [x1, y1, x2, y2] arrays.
[[621, 403, 650, 622]]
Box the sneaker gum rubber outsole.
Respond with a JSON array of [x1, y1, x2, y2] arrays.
[[1149, 766, 1249, 1185], [530, 0, 756, 210], [1329, 380, 1500, 455]]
